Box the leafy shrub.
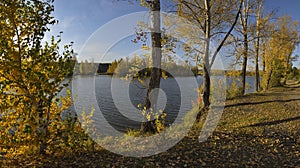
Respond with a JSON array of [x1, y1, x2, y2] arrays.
[[226, 78, 242, 99]]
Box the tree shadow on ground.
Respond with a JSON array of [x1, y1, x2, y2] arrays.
[[241, 92, 282, 97], [225, 98, 300, 108], [283, 83, 300, 88], [241, 116, 300, 128]]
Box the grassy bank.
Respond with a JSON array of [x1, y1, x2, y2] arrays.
[[2, 82, 300, 167]]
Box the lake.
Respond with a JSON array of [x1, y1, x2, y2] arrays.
[[68, 75, 257, 132]]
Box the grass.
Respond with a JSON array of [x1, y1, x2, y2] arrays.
[[1, 82, 300, 167]]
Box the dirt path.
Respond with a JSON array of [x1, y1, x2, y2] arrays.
[[285, 80, 300, 107]]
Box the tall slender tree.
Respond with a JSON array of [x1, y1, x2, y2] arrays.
[[175, 0, 243, 110], [140, 0, 163, 133], [254, 0, 263, 92], [235, 0, 258, 95], [251, 0, 274, 92]]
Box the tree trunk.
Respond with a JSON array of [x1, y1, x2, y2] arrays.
[[282, 53, 292, 85], [266, 69, 272, 90], [201, 0, 211, 109], [202, 64, 211, 107], [255, 52, 260, 91], [255, 37, 260, 92], [262, 58, 266, 72], [239, 0, 251, 95], [37, 100, 47, 155], [255, 2, 262, 92], [241, 33, 248, 95], [141, 0, 162, 134], [262, 40, 266, 73]]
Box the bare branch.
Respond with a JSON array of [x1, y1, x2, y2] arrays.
[[209, 0, 244, 68]]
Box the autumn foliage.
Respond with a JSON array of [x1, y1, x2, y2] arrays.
[[0, 0, 92, 157]]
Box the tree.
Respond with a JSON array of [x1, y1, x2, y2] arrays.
[[257, 12, 274, 75], [253, 0, 263, 92], [232, 0, 275, 93], [107, 59, 119, 74], [234, 0, 259, 95], [175, 0, 243, 110], [250, 0, 276, 92], [83, 60, 90, 75], [262, 15, 299, 89], [0, 0, 74, 155], [139, 0, 163, 133], [278, 16, 299, 85], [123, 0, 163, 133]]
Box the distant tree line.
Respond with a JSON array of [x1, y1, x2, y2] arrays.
[[99, 56, 199, 77], [73, 60, 98, 75]]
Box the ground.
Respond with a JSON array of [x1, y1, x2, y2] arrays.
[[2, 81, 300, 167]]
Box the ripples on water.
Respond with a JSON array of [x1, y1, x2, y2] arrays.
[[67, 75, 256, 132]]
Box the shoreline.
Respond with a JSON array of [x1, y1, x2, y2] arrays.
[[2, 81, 300, 167]]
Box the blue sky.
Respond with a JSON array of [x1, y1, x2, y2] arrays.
[[47, 0, 300, 68]]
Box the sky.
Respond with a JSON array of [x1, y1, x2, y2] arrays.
[[46, 0, 300, 69]]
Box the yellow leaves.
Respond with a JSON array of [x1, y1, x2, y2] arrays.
[[262, 14, 299, 88], [139, 0, 150, 7], [139, 105, 167, 133], [80, 106, 95, 131], [0, 0, 83, 158], [141, 45, 150, 50], [0, 87, 76, 157], [161, 71, 168, 79], [155, 110, 167, 133], [146, 113, 151, 121], [137, 103, 142, 108]]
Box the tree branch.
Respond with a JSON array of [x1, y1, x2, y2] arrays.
[[209, 0, 243, 68]]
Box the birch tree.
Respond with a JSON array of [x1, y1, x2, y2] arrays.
[[251, 0, 275, 92], [139, 0, 163, 133], [175, 0, 243, 109], [253, 0, 263, 92], [234, 0, 259, 95]]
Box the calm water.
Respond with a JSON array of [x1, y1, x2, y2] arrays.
[[67, 75, 256, 131]]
